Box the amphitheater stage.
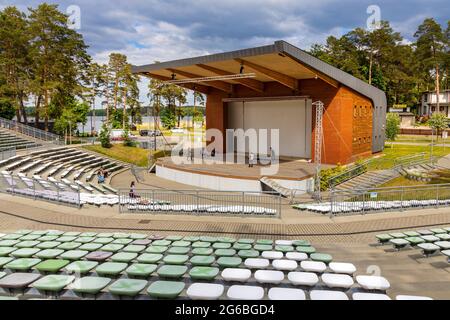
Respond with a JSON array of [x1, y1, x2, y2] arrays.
[[155, 156, 334, 192]]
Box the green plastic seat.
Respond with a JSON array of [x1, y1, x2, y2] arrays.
[[30, 231, 48, 236], [100, 244, 124, 252], [215, 249, 236, 257], [15, 230, 33, 235], [108, 279, 147, 296], [217, 257, 242, 268], [147, 281, 185, 299], [256, 239, 273, 245], [297, 246, 316, 254], [137, 253, 163, 264], [110, 252, 138, 263], [376, 234, 393, 243], [126, 263, 157, 277], [112, 233, 130, 239], [19, 234, 41, 241], [192, 241, 211, 248], [0, 272, 5, 279], [95, 262, 128, 276], [389, 233, 407, 239], [129, 233, 147, 240], [292, 240, 311, 247], [238, 250, 259, 258], [33, 275, 75, 292], [192, 248, 213, 256], [123, 245, 146, 253], [406, 237, 425, 245], [57, 242, 81, 250], [171, 241, 191, 247], [38, 236, 59, 242], [190, 255, 215, 266], [152, 240, 171, 246], [60, 250, 89, 260], [167, 247, 190, 255], [275, 245, 295, 252], [45, 230, 64, 236], [253, 244, 272, 251], [1, 234, 22, 240], [112, 238, 133, 245], [163, 255, 189, 265], [233, 243, 252, 250], [0, 240, 20, 247], [183, 236, 200, 242], [0, 257, 13, 267], [93, 237, 114, 245], [35, 259, 70, 272], [75, 237, 96, 244], [213, 242, 232, 249], [65, 261, 98, 274], [157, 265, 188, 278], [5, 258, 41, 271], [200, 236, 217, 243], [36, 241, 61, 250], [63, 232, 81, 237], [0, 247, 17, 257], [15, 241, 40, 248], [35, 249, 64, 259], [69, 276, 111, 294], [218, 237, 236, 243], [238, 239, 255, 244], [436, 234, 450, 241], [189, 267, 219, 280], [96, 233, 114, 238], [11, 248, 40, 258], [165, 236, 183, 241], [431, 229, 447, 234], [79, 243, 103, 252], [310, 253, 333, 264], [146, 246, 168, 254], [80, 232, 98, 237], [57, 236, 77, 243], [404, 231, 420, 237]]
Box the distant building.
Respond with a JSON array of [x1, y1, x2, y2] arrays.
[[420, 90, 450, 118]]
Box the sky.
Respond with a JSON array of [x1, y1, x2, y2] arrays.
[[1, 0, 449, 106]]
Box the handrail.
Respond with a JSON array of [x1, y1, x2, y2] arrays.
[[0, 117, 64, 145]]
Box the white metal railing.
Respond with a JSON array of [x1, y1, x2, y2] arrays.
[[0, 117, 64, 145]]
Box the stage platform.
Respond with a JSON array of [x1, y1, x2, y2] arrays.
[[155, 156, 334, 192]]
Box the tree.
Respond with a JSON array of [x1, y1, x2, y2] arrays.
[[428, 113, 449, 139], [0, 99, 15, 119], [0, 6, 31, 123], [160, 107, 177, 129], [193, 91, 205, 128], [99, 123, 112, 148], [84, 62, 107, 134], [414, 18, 446, 113], [385, 113, 401, 147]]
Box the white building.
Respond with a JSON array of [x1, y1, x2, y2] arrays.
[[420, 90, 450, 117]]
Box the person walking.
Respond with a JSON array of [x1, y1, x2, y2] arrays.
[[129, 181, 136, 198]]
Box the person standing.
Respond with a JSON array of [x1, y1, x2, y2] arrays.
[[249, 152, 255, 168]]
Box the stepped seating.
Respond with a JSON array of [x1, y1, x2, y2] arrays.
[[376, 227, 450, 261], [0, 230, 432, 300], [0, 130, 40, 150]]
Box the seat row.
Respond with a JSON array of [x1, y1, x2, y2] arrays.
[[126, 204, 278, 215]]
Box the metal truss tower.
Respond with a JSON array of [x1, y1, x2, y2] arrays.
[[312, 101, 324, 200]]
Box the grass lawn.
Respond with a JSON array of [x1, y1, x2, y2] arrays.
[[83, 144, 169, 167], [367, 144, 450, 170], [395, 134, 450, 144]]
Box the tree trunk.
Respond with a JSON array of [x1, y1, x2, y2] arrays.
[[123, 93, 127, 129], [44, 89, 49, 132], [35, 95, 41, 129], [19, 93, 28, 124], [436, 64, 440, 112], [368, 52, 373, 85]]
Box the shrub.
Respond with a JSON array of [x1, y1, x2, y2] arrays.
[[386, 113, 400, 142], [99, 124, 112, 148], [122, 129, 136, 147], [160, 107, 177, 129]]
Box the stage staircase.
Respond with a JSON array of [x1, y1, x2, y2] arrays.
[[333, 169, 400, 192], [260, 177, 293, 198]]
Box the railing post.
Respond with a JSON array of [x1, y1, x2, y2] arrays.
[[436, 184, 440, 208], [242, 192, 245, 215], [362, 191, 366, 215], [196, 190, 200, 214], [329, 190, 334, 219], [400, 186, 404, 212]]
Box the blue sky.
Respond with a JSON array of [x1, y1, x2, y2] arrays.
[[1, 0, 449, 105]]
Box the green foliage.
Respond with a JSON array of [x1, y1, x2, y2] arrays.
[[428, 113, 449, 136], [319, 165, 345, 191], [110, 109, 124, 129], [386, 113, 401, 141], [122, 129, 136, 147], [99, 124, 112, 148], [160, 107, 177, 129], [320, 160, 368, 191], [0, 99, 15, 120]]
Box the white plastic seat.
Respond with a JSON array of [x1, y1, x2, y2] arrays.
[[244, 258, 270, 269], [287, 272, 319, 286], [227, 285, 264, 300], [254, 270, 284, 284], [275, 240, 292, 246], [272, 259, 298, 271], [285, 252, 308, 261], [221, 268, 251, 282], [396, 295, 433, 300], [187, 283, 224, 300], [329, 262, 357, 275], [356, 275, 390, 291], [321, 273, 354, 289], [310, 290, 349, 300], [262, 251, 283, 260], [268, 288, 306, 300], [352, 292, 391, 300], [300, 261, 327, 273]]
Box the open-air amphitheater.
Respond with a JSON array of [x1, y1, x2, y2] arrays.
[[1, 119, 450, 300]]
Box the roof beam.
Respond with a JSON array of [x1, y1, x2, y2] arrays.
[[139, 72, 210, 95], [196, 64, 265, 93], [167, 68, 233, 94], [235, 58, 299, 91]]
